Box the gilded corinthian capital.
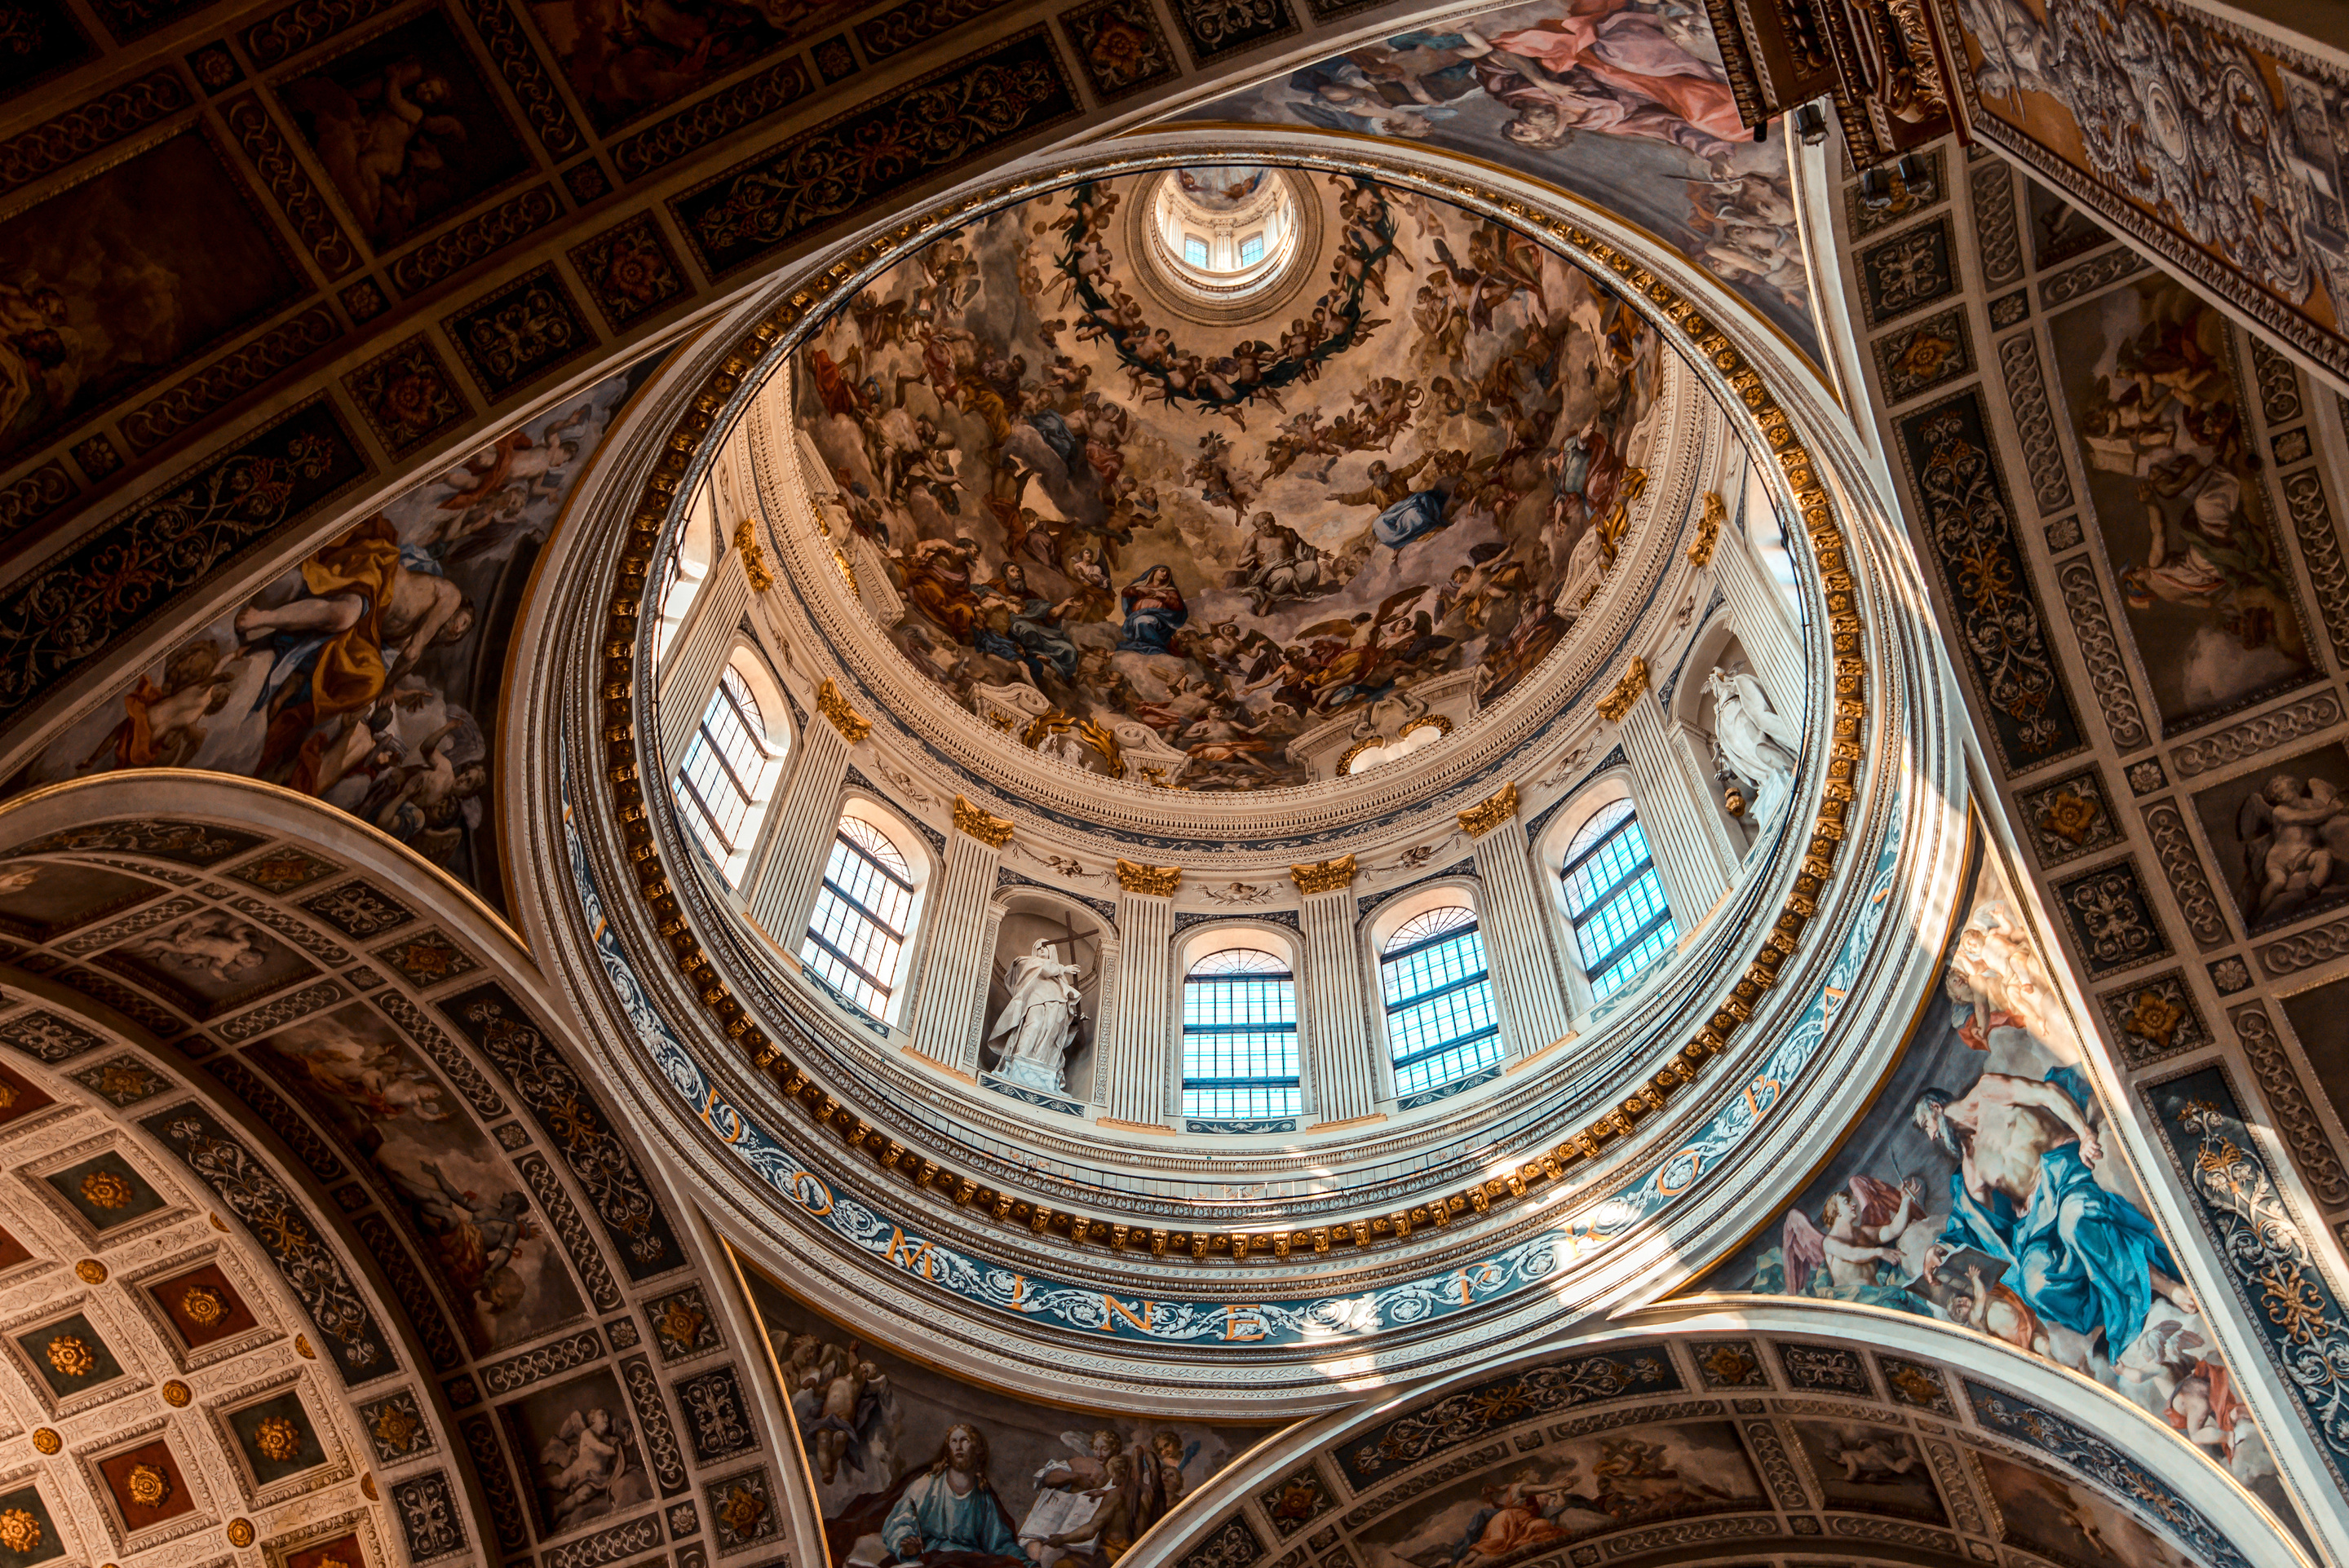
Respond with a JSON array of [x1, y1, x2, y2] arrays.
[[1289, 855, 1359, 894], [1596, 657, 1650, 724], [1457, 783, 1520, 840], [1686, 490, 1725, 567], [1115, 860, 1181, 896], [952, 796, 1015, 847], [816, 678, 871, 742]]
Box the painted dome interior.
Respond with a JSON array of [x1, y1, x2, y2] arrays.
[[790, 166, 1673, 791]]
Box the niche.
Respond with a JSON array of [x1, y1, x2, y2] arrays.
[[978, 894, 1108, 1115]]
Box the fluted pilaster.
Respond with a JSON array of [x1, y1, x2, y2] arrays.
[[1099, 863, 1179, 1126], [745, 694, 854, 947], [1460, 788, 1573, 1057], [1292, 857, 1377, 1123], [907, 798, 1011, 1071]]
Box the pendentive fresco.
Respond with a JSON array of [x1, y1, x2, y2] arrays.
[[17, 353, 670, 908], [1183, 0, 1818, 363]]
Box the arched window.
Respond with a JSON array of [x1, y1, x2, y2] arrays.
[[1183, 234, 1210, 267], [802, 815, 918, 1018], [675, 667, 781, 881], [1561, 799, 1677, 1000], [1380, 903, 1502, 1098], [1181, 947, 1299, 1122], [1239, 232, 1265, 266]]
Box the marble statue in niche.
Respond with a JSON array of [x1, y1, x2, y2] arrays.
[[985, 939, 1085, 1098], [980, 903, 1103, 1107], [1703, 665, 1798, 830]]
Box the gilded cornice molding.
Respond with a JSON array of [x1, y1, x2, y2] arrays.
[[1290, 854, 1359, 894], [1114, 859, 1182, 896], [952, 795, 1014, 848], [816, 678, 871, 743], [1456, 784, 1520, 841], [733, 517, 774, 592], [1597, 657, 1651, 724], [1687, 491, 1725, 567]]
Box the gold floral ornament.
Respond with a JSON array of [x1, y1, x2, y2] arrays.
[[46, 1335, 95, 1378], [1596, 656, 1650, 724], [0, 1083, 16, 1110], [733, 518, 775, 594], [254, 1416, 302, 1463], [1886, 1362, 1943, 1407], [161, 1381, 190, 1407], [29, 1429, 58, 1455], [179, 1285, 225, 1327], [73, 1259, 106, 1284], [1701, 1342, 1758, 1385], [1457, 782, 1520, 840], [370, 1402, 420, 1455], [124, 1462, 170, 1508], [0, 1508, 38, 1553], [950, 796, 1015, 849], [2037, 784, 2102, 846], [653, 1296, 705, 1353], [224, 1518, 254, 1548], [2125, 989, 2186, 1053], [80, 1169, 134, 1210], [717, 1482, 767, 1538]]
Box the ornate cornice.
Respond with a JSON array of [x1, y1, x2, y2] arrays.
[[1597, 657, 1651, 723], [1114, 859, 1182, 896], [1457, 784, 1520, 841], [952, 795, 1015, 848], [816, 678, 871, 743], [1290, 855, 1359, 894], [1687, 491, 1725, 567], [733, 517, 774, 592]]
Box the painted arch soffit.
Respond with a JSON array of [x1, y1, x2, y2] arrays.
[[524, 138, 1967, 1410], [0, 771, 794, 1568], [1143, 1304, 2313, 1568]]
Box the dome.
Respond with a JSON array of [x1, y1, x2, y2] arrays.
[[785, 163, 1691, 806], [534, 144, 1938, 1410]]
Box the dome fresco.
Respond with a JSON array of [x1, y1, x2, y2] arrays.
[[794, 167, 1666, 788]]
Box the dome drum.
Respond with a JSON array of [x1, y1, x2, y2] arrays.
[[524, 140, 1962, 1408]]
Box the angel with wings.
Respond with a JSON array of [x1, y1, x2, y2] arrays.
[[1781, 1174, 1938, 1296]]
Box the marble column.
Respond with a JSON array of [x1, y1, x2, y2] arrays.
[[745, 679, 864, 950], [1292, 855, 1378, 1124], [907, 798, 1012, 1071], [1603, 659, 1728, 920], [1098, 861, 1179, 1128], [1459, 784, 1574, 1058]]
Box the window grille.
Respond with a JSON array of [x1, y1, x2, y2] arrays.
[[1560, 800, 1677, 1000], [1380, 903, 1502, 1097], [675, 668, 776, 879], [801, 815, 916, 1017], [1181, 947, 1299, 1120]]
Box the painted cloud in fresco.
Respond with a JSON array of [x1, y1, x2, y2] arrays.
[[20, 351, 670, 910], [1179, 0, 1819, 364], [798, 169, 1665, 789], [1699, 844, 2298, 1531]]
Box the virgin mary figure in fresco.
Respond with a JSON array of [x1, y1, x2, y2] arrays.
[[1117, 566, 1188, 655]]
